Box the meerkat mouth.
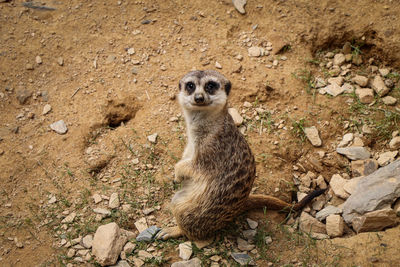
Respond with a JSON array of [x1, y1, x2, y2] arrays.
[[191, 102, 211, 107]]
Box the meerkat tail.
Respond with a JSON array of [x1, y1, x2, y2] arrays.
[[246, 189, 326, 212]]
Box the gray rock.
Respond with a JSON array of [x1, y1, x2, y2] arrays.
[[242, 229, 256, 241], [248, 46, 263, 57], [316, 205, 342, 221], [147, 133, 158, 144], [50, 120, 68, 134], [232, 0, 247, 14], [231, 253, 255, 266], [16, 89, 32, 104], [82, 234, 93, 249], [237, 237, 255, 251], [338, 133, 353, 148], [342, 160, 400, 224], [136, 226, 160, 242], [343, 176, 363, 195], [171, 258, 201, 267], [304, 126, 322, 147], [351, 159, 378, 177], [92, 223, 127, 266], [336, 146, 370, 160], [246, 218, 258, 229]]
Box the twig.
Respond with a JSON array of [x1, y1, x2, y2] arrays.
[[22, 2, 56, 10], [71, 87, 81, 98], [145, 89, 150, 100]]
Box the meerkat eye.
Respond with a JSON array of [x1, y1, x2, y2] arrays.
[[205, 81, 219, 94], [185, 82, 196, 94]]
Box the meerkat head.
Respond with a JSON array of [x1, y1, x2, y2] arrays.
[[178, 70, 231, 112]]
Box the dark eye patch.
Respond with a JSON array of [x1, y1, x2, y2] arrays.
[[185, 82, 196, 94], [205, 81, 219, 94]]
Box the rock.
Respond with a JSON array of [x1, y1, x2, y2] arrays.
[[147, 133, 158, 144], [62, 212, 76, 224], [336, 146, 370, 160], [109, 193, 120, 209], [246, 218, 258, 229], [232, 0, 247, 14], [316, 205, 342, 221], [352, 75, 368, 87], [342, 160, 400, 224], [330, 174, 350, 199], [315, 175, 328, 189], [67, 248, 76, 258], [312, 195, 326, 211], [342, 42, 352, 54], [237, 237, 255, 251], [93, 193, 102, 204], [351, 159, 378, 177], [385, 78, 394, 88], [123, 242, 136, 255], [355, 88, 374, 104], [35, 55, 42, 64], [353, 137, 364, 146], [136, 226, 160, 242], [179, 241, 192, 260], [342, 83, 354, 93], [134, 218, 148, 233], [16, 89, 32, 104], [131, 257, 144, 267], [215, 61, 222, 69], [228, 108, 243, 126], [338, 133, 353, 147], [343, 176, 363, 195], [328, 76, 344, 86], [248, 46, 263, 57], [379, 68, 390, 77], [352, 54, 363, 65], [193, 238, 213, 249], [242, 229, 256, 242], [333, 53, 346, 66], [304, 126, 322, 147], [82, 235, 93, 249], [231, 253, 255, 266], [110, 260, 131, 267], [362, 124, 373, 134], [382, 96, 397, 105], [48, 195, 57, 204], [137, 250, 153, 260], [323, 83, 344, 97], [92, 223, 127, 266], [243, 101, 252, 108], [26, 63, 34, 70], [389, 136, 400, 149], [326, 215, 344, 237], [127, 48, 135, 55], [42, 104, 52, 115], [315, 77, 327, 88], [94, 208, 112, 217], [300, 171, 315, 187], [57, 57, 64, 66], [377, 151, 398, 167], [299, 212, 327, 234], [50, 120, 68, 134], [142, 208, 154, 215], [352, 207, 399, 233], [171, 258, 201, 267], [370, 76, 390, 96]]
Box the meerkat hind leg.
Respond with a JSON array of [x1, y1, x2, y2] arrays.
[[156, 226, 184, 240], [174, 159, 193, 183]]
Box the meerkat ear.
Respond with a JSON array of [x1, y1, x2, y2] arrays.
[[225, 81, 231, 95], [178, 82, 182, 91]]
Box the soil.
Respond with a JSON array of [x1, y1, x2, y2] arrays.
[[0, 0, 399, 266]]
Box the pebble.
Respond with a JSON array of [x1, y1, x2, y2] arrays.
[[333, 53, 346, 66], [237, 237, 255, 251], [35, 55, 42, 64], [315, 205, 342, 221], [231, 253, 255, 266], [50, 120, 68, 134], [67, 248, 76, 258], [136, 225, 160, 242], [370, 75, 390, 96], [93, 208, 111, 216], [324, 83, 345, 97], [330, 174, 350, 199], [336, 146, 371, 160], [382, 96, 397, 106], [179, 241, 192, 260], [304, 126, 322, 147], [171, 258, 201, 267], [389, 136, 400, 149], [377, 151, 398, 166], [328, 76, 344, 86], [326, 215, 344, 237], [242, 229, 256, 241], [48, 195, 57, 204], [248, 46, 263, 57], [109, 193, 120, 209], [42, 104, 52, 115], [338, 133, 353, 147], [82, 234, 93, 249], [378, 68, 390, 77], [228, 108, 243, 126], [61, 212, 76, 224], [351, 75, 368, 87], [57, 57, 64, 66], [355, 88, 374, 104], [123, 242, 136, 254], [93, 193, 102, 204], [246, 218, 258, 229], [26, 63, 34, 70], [232, 0, 247, 14], [127, 48, 135, 55], [147, 133, 158, 144], [215, 61, 222, 69], [16, 88, 32, 104], [243, 101, 252, 108]]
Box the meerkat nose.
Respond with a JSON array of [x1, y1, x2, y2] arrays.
[[194, 93, 205, 104]]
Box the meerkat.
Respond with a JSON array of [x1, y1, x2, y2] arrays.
[[156, 70, 325, 241]]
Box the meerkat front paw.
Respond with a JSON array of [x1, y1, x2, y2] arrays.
[[155, 226, 184, 240], [174, 160, 193, 183]]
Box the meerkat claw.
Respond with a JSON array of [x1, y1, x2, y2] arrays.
[[155, 226, 183, 240]]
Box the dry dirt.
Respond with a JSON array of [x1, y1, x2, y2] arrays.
[[1, 0, 400, 266]]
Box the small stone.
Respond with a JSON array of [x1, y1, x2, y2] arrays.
[[324, 83, 345, 97], [110, 260, 131, 267], [379, 68, 390, 77], [325, 52, 334, 58], [385, 79, 394, 88], [351, 159, 378, 177], [248, 46, 263, 57], [67, 248, 76, 258], [93, 208, 111, 216], [48, 195, 57, 204], [315, 77, 327, 88], [246, 218, 258, 229], [389, 136, 400, 150], [342, 83, 354, 93], [42, 104, 52, 115], [242, 229, 256, 241], [93, 194, 102, 204], [232, 0, 247, 14], [237, 237, 255, 251], [326, 215, 344, 237], [57, 57, 64, 66], [371, 75, 390, 96], [333, 53, 345, 66], [330, 174, 350, 199], [316, 205, 342, 221], [328, 76, 344, 86], [304, 126, 322, 147], [179, 241, 192, 260], [299, 212, 327, 234], [127, 48, 135, 55], [338, 133, 353, 148], [315, 175, 327, 189], [193, 238, 213, 249], [136, 226, 160, 242], [382, 96, 397, 106], [106, 55, 116, 64], [26, 63, 34, 70], [82, 235, 93, 249], [342, 42, 352, 54], [109, 193, 120, 209], [35, 55, 42, 64], [50, 120, 68, 134], [352, 75, 369, 87], [138, 250, 153, 259], [171, 258, 201, 267], [345, 54, 352, 62], [243, 101, 252, 108], [16, 89, 32, 104], [352, 208, 398, 233], [377, 151, 398, 166], [353, 137, 364, 146], [228, 108, 243, 126], [336, 146, 370, 160], [62, 212, 76, 224], [352, 54, 363, 65], [355, 88, 374, 104], [143, 208, 154, 215], [231, 253, 255, 266], [123, 242, 136, 255], [215, 61, 222, 69], [134, 218, 148, 233], [147, 133, 158, 144], [14, 237, 23, 248], [264, 236, 273, 244]]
